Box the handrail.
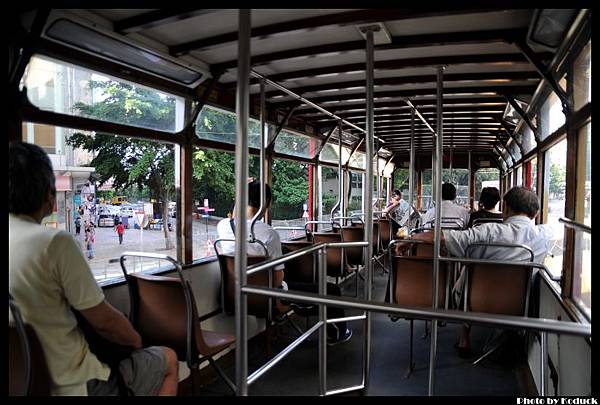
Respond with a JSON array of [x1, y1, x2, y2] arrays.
[[272, 226, 307, 231], [241, 285, 591, 337], [466, 242, 534, 263], [247, 241, 368, 276], [559, 217, 591, 234]]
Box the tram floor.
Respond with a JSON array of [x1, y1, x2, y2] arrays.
[[191, 266, 527, 396]]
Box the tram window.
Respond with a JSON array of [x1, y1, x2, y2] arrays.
[[349, 171, 364, 215], [319, 166, 338, 226], [526, 157, 538, 194], [393, 168, 413, 205], [521, 126, 537, 155], [196, 104, 261, 148], [542, 138, 567, 280], [515, 165, 523, 186], [271, 159, 309, 241], [274, 130, 319, 159], [348, 151, 366, 170], [443, 169, 469, 208], [23, 55, 184, 133], [319, 142, 351, 164], [474, 168, 500, 210], [573, 123, 591, 317], [539, 81, 567, 141], [573, 41, 591, 111], [421, 169, 433, 210]]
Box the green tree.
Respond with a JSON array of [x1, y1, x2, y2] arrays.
[[272, 159, 308, 219], [549, 163, 566, 197], [68, 79, 176, 249]]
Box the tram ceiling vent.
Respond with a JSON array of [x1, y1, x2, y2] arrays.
[[355, 22, 392, 45]]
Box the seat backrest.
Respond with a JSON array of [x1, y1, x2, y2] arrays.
[[472, 217, 503, 227], [340, 226, 364, 266], [391, 256, 446, 308], [467, 263, 530, 316], [312, 232, 343, 277], [378, 219, 391, 249], [281, 240, 315, 283], [9, 300, 52, 396], [218, 255, 272, 317]]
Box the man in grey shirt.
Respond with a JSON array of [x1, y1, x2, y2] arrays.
[[403, 186, 553, 356]]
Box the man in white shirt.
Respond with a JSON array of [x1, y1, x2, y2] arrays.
[[9, 142, 178, 395], [421, 183, 470, 229], [216, 181, 352, 345], [405, 186, 553, 356]]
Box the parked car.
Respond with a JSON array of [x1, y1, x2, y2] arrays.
[[120, 206, 135, 218], [98, 214, 115, 227]]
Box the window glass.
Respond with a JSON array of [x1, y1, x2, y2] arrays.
[[195, 104, 260, 148], [509, 140, 522, 162], [572, 123, 591, 317], [319, 142, 351, 164], [349, 171, 364, 215], [348, 151, 366, 170], [539, 91, 566, 141], [573, 41, 591, 111], [25, 55, 184, 133], [271, 159, 309, 241], [521, 126, 536, 155], [542, 138, 567, 280], [474, 168, 500, 210], [516, 165, 523, 186], [65, 131, 179, 282], [443, 168, 470, 208], [274, 130, 319, 159], [318, 166, 338, 228], [527, 157, 538, 194]]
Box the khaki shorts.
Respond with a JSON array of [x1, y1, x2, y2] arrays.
[[87, 346, 167, 396]]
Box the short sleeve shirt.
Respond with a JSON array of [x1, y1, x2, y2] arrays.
[[422, 200, 470, 229], [216, 218, 285, 271], [9, 214, 110, 395]]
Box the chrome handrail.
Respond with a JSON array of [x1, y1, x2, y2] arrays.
[[559, 217, 591, 234]]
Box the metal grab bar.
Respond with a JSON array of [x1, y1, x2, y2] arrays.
[[559, 217, 591, 234], [332, 216, 364, 224], [272, 226, 306, 231], [241, 286, 591, 338], [247, 241, 368, 276]]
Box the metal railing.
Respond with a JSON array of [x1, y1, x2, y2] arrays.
[[237, 240, 590, 396], [559, 217, 591, 234]]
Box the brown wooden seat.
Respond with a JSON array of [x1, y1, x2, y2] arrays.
[[464, 243, 534, 365], [281, 240, 315, 284], [9, 297, 52, 396], [340, 225, 364, 268], [312, 232, 344, 278], [127, 273, 236, 393], [390, 254, 448, 378], [377, 218, 392, 252]]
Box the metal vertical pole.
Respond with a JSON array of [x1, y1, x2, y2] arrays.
[[234, 8, 251, 396], [467, 150, 472, 210], [250, 78, 267, 241], [540, 332, 548, 396], [408, 108, 415, 225], [338, 120, 344, 227], [363, 25, 376, 392], [428, 65, 444, 396], [318, 247, 328, 395]]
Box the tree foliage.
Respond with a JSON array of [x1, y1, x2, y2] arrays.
[[67, 79, 176, 249]]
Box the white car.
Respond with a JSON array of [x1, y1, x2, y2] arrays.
[[120, 207, 134, 218], [98, 214, 115, 227]]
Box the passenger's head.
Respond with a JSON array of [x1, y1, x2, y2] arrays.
[[479, 187, 501, 211], [502, 186, 539, 219], [442, 183, 456, 201], [248, 181, 272, 210], [9, 142, 56, 221], [392, 189, 402, 200]]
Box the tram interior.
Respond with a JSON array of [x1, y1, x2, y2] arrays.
[[8, 8, 592, 396]]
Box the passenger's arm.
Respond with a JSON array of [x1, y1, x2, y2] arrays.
[[79, 300, 142, 349]]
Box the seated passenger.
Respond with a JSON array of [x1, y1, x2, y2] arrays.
[[9, 142, 179, 396], [217, 181, 352, 345], [421, 183, 470, 229], [382, 189, 408, 236], [467, 187, 503, 228], [400, 186, 553, 356]]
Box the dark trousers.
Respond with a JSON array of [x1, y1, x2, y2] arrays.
[[118, 234, 123, 244], [286, 281, 347, 338]]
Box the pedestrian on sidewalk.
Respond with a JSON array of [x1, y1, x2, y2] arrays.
[[115, 221, 125, 245], [84, 227, 95, 259]]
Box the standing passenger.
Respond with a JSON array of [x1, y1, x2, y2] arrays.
[[9, 142, 178, 395]]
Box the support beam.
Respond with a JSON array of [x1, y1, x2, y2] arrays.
[[171, 9, 509, 55], [9, 9, 50, 89], [504, 95, 538, 139], [114, 9, 219, 34], [267, 103, 301, 149], [514, 39, 572, 114], [273, 85, 537, 108], [312, 126, 337, 163], [233, 53, 550, 88]]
